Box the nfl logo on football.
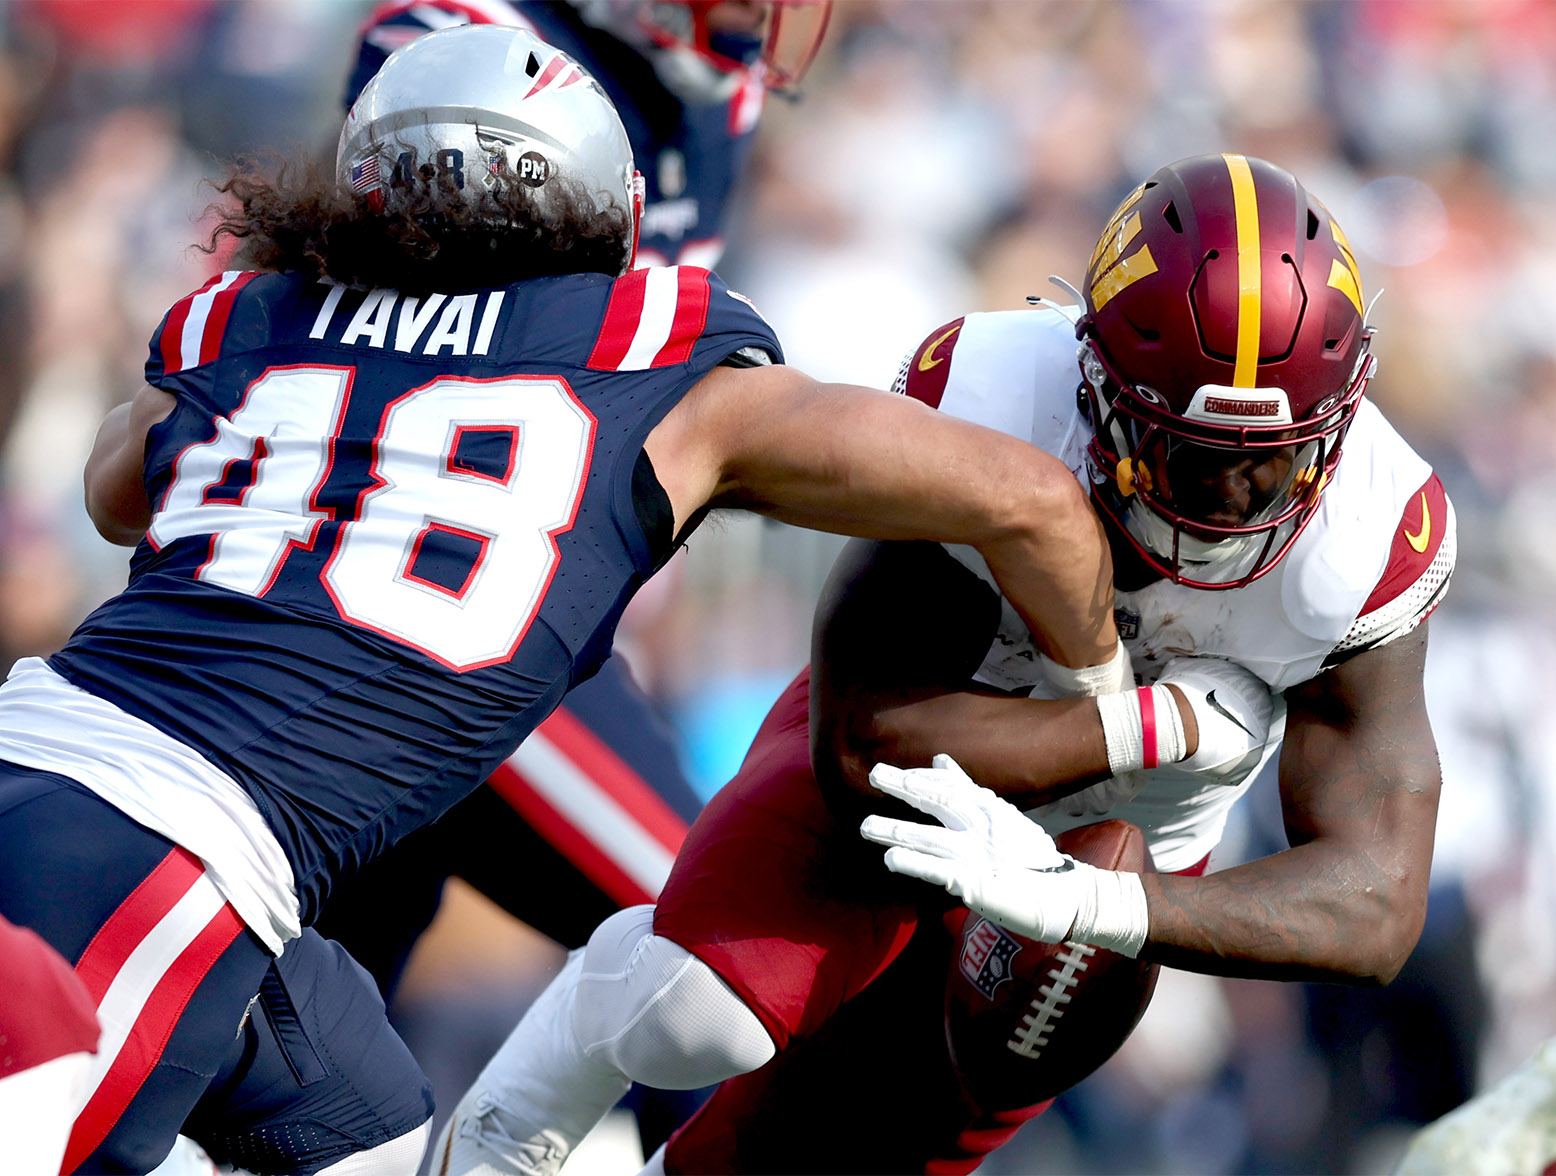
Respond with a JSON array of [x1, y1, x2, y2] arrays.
[[959, 917, 1021, 1000]]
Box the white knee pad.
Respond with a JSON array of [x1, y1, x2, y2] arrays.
[[573, 905, 775, 1090]]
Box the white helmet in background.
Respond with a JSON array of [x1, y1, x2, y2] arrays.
[[337, 24, 641, 271]]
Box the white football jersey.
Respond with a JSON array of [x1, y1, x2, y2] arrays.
[[895, 307, 1455, 870]]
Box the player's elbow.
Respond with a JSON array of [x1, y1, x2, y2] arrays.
[[1339, 886, 1428, 986], [813, 708, 912, 809], [84, 483, 150, 546], [1370, 903, 1428, 986], [823, 727, 891, 807], [985, 444, 1092, 543]]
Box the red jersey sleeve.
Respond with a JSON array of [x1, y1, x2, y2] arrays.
[[1331, 472, 1455, 658], [890, 317, 966, 407]]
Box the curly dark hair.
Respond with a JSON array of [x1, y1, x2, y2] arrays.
[[204, 154, 633, 295]]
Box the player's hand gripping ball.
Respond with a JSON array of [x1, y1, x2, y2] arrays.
[[944, 819, 1159, 1111]]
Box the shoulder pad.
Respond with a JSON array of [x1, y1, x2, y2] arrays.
[[147, 271, 263, 384], [894, 310, 1089, 481], [1331, 473, 1455, 658], [585, 266, 780, 372], [895, 317, 966, 407]]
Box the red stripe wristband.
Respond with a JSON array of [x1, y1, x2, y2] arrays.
[[1138, 685, 1158, 769]]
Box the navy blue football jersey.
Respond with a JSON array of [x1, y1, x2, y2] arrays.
[[50, 265, 780, 922], [347, 0, 760, 268]]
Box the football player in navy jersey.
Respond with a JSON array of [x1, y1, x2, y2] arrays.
[[318, 1, 831, 1155], [316, 0, 829, 1001], [0, 25, 1121, 1176]]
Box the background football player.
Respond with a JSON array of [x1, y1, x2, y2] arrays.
[[433, 152, 1455, 1176]]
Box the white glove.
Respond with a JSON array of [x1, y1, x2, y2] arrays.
[[862, 754, 1149, 956], [1155, 656, 1274, 774], [866, 754, 1063, 869]]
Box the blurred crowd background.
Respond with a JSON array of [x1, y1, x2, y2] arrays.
[[1, 1, 1553, 1173]]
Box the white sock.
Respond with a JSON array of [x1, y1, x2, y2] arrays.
[[432, 905, 774, 1176], [434, 948, 629, 1176]]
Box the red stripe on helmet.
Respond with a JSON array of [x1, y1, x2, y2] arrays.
[[524, 53, 568, 99]]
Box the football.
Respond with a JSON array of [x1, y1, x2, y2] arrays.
[[944, 818, 1159, 1111]]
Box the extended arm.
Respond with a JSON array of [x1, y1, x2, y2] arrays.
[[808, 537, 1113, 810], [867, 625, 1440, 981], [83, 384, 176, 545], [1141, 625, 1441, 983], [643, 363, 1116, 669], [808, 538, 1275, 817]]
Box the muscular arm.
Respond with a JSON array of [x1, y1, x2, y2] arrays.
[[809, 538, 1113, 812], [83, 385, 176, 545], [643, 363, 1116, 669], [1140, 625, 1441, 984]]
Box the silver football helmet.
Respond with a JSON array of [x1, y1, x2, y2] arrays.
[[337, 24, 640, 272]]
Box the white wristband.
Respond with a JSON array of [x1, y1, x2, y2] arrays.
[[1068, 866, 1150, 958], [1095, 685, 1187, 774], [1037, 637, 1133, 698]]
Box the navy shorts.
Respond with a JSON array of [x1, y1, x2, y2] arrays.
[[189, 930, 433, 1174], [0, 763, 430, 1174]]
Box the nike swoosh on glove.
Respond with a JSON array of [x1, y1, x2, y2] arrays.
[[861, 755, 1149, 956]]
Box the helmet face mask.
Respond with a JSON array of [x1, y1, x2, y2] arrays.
[[1078, 153, 1376, 590]]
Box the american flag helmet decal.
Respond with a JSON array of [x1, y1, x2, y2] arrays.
[[350, 155, 382, 193]]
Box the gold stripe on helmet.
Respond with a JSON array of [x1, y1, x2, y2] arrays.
[[1325, 216, 1366, 316], [1224, 153, 1261, 387]]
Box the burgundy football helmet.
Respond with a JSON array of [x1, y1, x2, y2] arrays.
[[1078, 153, 1376, 589]]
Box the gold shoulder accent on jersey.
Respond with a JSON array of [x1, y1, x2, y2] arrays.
[[1405, 491, 1431, 553], [917, 323, 961, 372]]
